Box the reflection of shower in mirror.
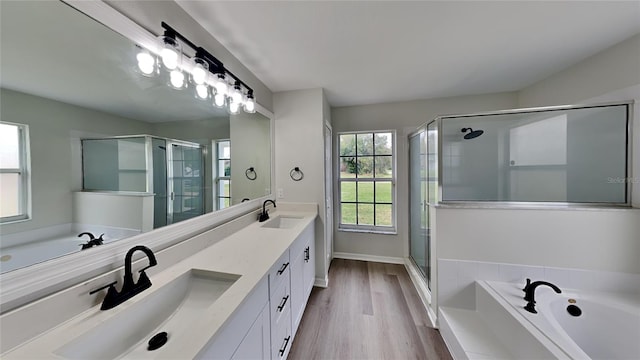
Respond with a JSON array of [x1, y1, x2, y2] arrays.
[[461, 127, 484, 140]]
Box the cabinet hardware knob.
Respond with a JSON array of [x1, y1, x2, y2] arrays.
[[277, 295, 289, 311], [277, 262, 289, 275], [278, 336, 291, 356]]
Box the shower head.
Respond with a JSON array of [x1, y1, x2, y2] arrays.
[[461, 128, 484, 140]]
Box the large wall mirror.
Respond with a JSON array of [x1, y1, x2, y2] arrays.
[[0, 1, 272, 275]]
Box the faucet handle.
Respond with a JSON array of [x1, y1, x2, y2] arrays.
[[522, 278, 531, 292], [89, 280, 117, 295]]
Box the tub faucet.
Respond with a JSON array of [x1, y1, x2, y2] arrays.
[[78, 232, 104, 250], [259, 199, 276, 222], [99, 245, 157, 310], [523, 280, 561, 314]]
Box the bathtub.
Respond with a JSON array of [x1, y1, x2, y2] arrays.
[[0, 223, 140, 273], [481, 280, 640, 360]]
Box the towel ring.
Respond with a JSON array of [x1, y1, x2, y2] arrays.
[[290, 167, 304, 181], [245, 167, 257, 180]]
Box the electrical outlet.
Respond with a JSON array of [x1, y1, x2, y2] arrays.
[[277, 188, 284, 198]]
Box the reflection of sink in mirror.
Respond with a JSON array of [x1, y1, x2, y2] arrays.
[[54, 269, 239, 359], [262, 216, 304, 229]]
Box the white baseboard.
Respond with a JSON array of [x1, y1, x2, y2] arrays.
[[314, 276, 328, 288], [404, 258, 438, 327], [333, 252, 404, 264]]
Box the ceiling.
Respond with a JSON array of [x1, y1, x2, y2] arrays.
[[176, 1, 640, 107]]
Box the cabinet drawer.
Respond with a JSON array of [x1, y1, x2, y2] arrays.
[[272, 308, 292, 360], [269, 250, 290, 297], [270, 278, 290, 327]]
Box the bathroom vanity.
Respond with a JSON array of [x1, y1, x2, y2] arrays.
[[1, 205, 317, 359]]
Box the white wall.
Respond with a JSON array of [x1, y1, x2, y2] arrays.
[[0, 89, 152, 236], [330, 92, 519, 259], [273, 88, 328, 283], [436, 207, 640, 274], [518, 34, 640, 108]]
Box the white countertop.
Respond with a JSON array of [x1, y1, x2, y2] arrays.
[[3, 207, 317, 359]]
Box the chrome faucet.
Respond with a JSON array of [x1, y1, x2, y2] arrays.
[[259, 199, 276, 222], [523, 279, 561, 314], [98, 245, 157, 310]]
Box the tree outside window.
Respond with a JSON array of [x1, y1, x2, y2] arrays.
[[339, 131, 395, 231]]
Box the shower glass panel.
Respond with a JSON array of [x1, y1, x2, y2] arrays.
[[409, 130, 430, 289], [168, 142, 204, 224], [152, 138, 168, 228], [439, 103, 629, 204], [427, 121, 438, 205], [82, 137, 147, 192]]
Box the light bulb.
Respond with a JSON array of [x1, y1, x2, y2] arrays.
[[161, 48, 179, 70], [229, 101, 240, 114], [136, 50, 155, 75], [214, 93, 226, 108], [159, 36, 181, 70], [244, 96, 256, 113], [191, 58, 208, 85], [231, 85, 244, 104], [214, 74, 228, 95], [170, 70, 185, 88], [192, 67, 206, 85], [195, 84, 209, 99]]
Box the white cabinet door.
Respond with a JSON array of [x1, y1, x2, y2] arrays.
[[197, 278, 268, 359], [290, 247, 305, 332], [303, 237, 315, 299], [231, 303, 270, 360]]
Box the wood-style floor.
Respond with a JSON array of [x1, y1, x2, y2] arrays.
[[288, 259, 452, 360]]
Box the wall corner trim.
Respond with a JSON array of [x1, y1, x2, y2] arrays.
[[333, 252, 404, 264], [314, 276, 329, 288]]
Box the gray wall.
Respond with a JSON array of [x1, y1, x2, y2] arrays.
[[274, 88, 329, 283], [0, 88, 152, 235], [331, 92, 519, 259], [229, 112, 271, 204]]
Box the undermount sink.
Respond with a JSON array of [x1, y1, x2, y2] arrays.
[[55, 269, 239, 359], [261, 215, 304, 229]]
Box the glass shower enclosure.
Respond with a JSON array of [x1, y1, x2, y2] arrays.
[[81, 135, 205, 228], [407, 101, 631, 291]]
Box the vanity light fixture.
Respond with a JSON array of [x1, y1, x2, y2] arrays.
[[134, 22, 257, 114]]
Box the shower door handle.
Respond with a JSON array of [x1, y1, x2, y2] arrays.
[[170, 192, 174, 201]]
